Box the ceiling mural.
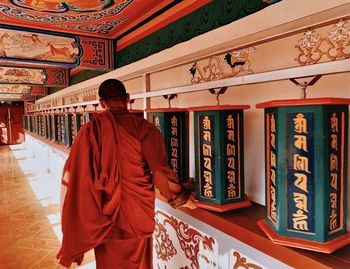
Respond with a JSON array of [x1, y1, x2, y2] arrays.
[[0, 93, 27, 100], [0, 28, 79, 64], [0, 66, 68, 87], [0, 27, 114, 70], [0, 85, 31, 94], [9, 0, 115, 13], [0, 66, 45, 84], [0, 0, 279, 101], [0, 0, 182, 38]]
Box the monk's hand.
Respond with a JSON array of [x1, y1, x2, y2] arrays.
[[180, 195, 197, 210]]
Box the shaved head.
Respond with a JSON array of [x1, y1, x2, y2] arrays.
[[98, 79, 127, 101]]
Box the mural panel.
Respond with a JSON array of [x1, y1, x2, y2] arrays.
[[0, 93, 25, 100], [0, 27, 114, 69], [0, 65, 68, 86], [0, 84, 31, 94], [0, 28, 79, 64], [0, 66, 45, 84]]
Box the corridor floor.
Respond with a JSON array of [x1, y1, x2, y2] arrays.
[[0, 144, 95, 269]]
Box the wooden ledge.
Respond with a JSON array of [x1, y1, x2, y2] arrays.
[[177, 202, 350, 269]]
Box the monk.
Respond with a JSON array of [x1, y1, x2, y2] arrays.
[[57, 79, 193, 268]]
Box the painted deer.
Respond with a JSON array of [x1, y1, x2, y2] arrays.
[[46, 41, 74, 61]]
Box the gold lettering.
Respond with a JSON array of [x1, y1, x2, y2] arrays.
[[330, 193, 337, 209], [171, 148, 178, 158], [293, 154, 310, 173], [330, 209, 337, 230], [227, 115, 234, 129], [171, 116, 178, 127], [293, 192, 308, 212], [203, 171, 212, 185], [227, 171, 235, 182], [154, 116, 160, 128], [270, 114, 276, 133], [227, 130, 235, 142], [203, 131, 211, 142], [330, 154, 338, 171], [171, 159, 178, 169], [294, 173, 308, 192], [171, 127, 178, 136], [203, 144, 212, 157], [293, 113, 308, 134], [228, 157, 235, 169], [227, 184, 236, 198], [203, 116, 211, 130], [292, 210, 309, 231], [271, 133, 276, 149], [270, 186, 277, 221], [271, 151, 276, 167], [330, 113, 338, 133], [331, 134, 338, 150], [270, 169, 276, 185], [227, 144, 235, 156], [294, 135, 308, 151], [204, 183, 214, 198], [170, 138, 178, 147], [330, 173, 337, 190], [204, 157, 212, 171]]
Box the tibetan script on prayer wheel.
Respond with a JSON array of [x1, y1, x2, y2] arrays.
[[257, 98, 350, 253], [190, 105, 251, 212]]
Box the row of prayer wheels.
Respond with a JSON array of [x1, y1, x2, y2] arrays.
[[24, 98, 349, 253], [23, 110, 144, 147], [147, 97, 350, 254]]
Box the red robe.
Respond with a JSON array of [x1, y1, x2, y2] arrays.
[[57, 110, 186, 268]]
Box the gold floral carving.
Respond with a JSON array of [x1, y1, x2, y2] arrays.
[[155, 210, 216, 269], [295, 20, 350, 65], [232, 251, 262, 269], [154, 218, 177, 261], [190, 47, 256, 83]]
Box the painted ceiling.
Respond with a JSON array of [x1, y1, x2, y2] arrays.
[[0, 0, 203, 39], [0, 0, 211, 100]]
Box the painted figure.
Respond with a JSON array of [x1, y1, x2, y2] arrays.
[[57, 79, 195, 269]]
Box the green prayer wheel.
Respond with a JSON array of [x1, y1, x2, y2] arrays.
[[256, 98, 350, 253], [71, 113, 82, 145], [146, 108, 189, 183], [45, 115, 52, 139], [190, 105, 251, 212], [64, 114, 73, 147], [51, 114, 59, 142]]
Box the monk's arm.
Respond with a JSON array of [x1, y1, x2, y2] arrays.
[[142, 125, 189, 208]]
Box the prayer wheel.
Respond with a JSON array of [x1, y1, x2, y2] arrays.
[[146, 108, 189, 183], [45, 114, 51, 139], [190, 105, 251, 212], [63, 114, 73, 147], [71, 113, 82, 146], [81, 112, 96, 126], [256, 98, 350, 253], [51, 114, 59, 142]]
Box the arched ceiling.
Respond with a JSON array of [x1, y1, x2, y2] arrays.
[[0, 0, 211, 101]]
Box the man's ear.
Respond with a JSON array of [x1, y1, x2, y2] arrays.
[[99, 99, 106, 109], [126, 93, 130, 104]]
